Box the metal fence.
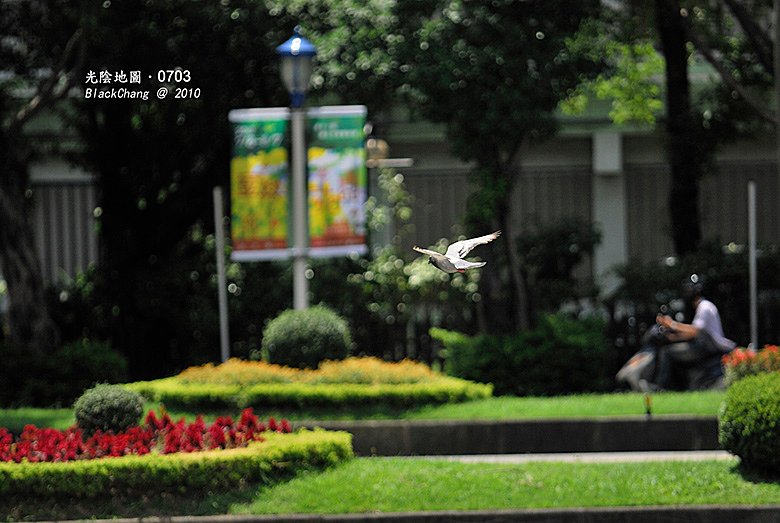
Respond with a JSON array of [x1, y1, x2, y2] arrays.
[[626, 162, 780, 263], [15, 159, 780, 304], [29, 172, 99, 284], [404, 161, 779, 265]]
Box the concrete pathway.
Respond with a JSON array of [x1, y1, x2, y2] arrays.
[[390, 449, 736, 463]]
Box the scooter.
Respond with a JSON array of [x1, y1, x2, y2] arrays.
[[616, 324, 728, 392]]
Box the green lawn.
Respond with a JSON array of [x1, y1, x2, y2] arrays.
[[238, 458, 779, 515], [0, 390, 725, 432], [4, 457, 779, 520], [400, 390, 724, 420], [1, 390, 767, 521], [0, 407, 74, 432]]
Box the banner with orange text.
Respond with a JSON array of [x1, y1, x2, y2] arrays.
[[307, 105, 368, 257], [229, 108, 290, 261]]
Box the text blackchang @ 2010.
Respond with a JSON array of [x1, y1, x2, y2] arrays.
[[85, 87, 150, 100]]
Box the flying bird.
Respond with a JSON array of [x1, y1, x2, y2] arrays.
[[413, 231, 501, 274]]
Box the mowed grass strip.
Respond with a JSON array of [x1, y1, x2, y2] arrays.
[[402, 390, 725, 420], [0, 391, 726, 432], [237, 458, 780, 515], [4, 457, 778, 520]]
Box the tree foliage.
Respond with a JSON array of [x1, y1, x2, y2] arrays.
[[561, 1, 771, 256], [269, 0, 403, 117], [390, 0, 605, 331], [55, 1, 292, 376], [39, 0, 610, 371], [0, 0, 84, 357], [682, 0, 776, 127], [560, 17, 664, 126], [12, 0, 773, 378]]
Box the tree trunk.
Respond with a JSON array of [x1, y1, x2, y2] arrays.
[[467, 158, 530, 333], [499, 208, 530, 331], [656, 0, 703, 256], [0, 132, 60, 358]]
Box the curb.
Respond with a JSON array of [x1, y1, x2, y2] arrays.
[[69, 505, 780, 523], [296, 416, 719, 456], [408, 449, 735, 463]]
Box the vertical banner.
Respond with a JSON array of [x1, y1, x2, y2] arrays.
[[307, 105, 368, 257], [228, 108, 290, 261]]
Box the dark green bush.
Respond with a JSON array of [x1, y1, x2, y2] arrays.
[[432, 313, 611, 396], [47, 340, 129, 403], [719, 372, 780, 473], [517, 217, 602, 313], [73, 384, 144, 434], [261, 305, 353, 369], [0, 340, 128, 407]]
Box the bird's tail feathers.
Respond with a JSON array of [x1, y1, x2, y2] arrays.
[[454, 260, 486, 269]]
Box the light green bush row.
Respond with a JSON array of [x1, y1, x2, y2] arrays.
[[127, 377, 493, 411], [0, 429, 352, 499], [719, 372, 780, 473]]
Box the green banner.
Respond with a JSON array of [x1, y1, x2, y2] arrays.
[[228, 108, 290, 261], [307, 105, 368, 257]]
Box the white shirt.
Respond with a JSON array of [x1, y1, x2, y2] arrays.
[[692, 299, 736, 352]]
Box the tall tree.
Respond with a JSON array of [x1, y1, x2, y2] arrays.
[[678, 0, 780, 234], [656, 0, 704, 255], [0, 1, 83, 357], [656, 0, 779, 253], [564, 1, 754, 257], [59, 0, 299, 377], [681, 0, 776, 126], [392, 0, 603, 331]]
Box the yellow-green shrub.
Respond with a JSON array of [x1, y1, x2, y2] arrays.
[[178, 359, 299, 385], [176, 357, 442, 386], [0, 430, 351, 499], [128, 357, 492, 411], [127, 378, 492, 411], [240, 380, 491, 408], [307, 358, 437, 384]]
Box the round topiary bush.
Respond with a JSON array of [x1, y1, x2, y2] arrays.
[[73, 384, 144, 435], [719, 372, 780, 472], [262, 305, 353, 369]]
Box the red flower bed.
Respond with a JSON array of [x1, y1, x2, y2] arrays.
[[0, 408, 291, 463], [723, 345, 780, 385]]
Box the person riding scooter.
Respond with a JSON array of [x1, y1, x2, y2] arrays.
[[616, 274, 736, 391]]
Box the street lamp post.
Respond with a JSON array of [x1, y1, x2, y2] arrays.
[[277, 27, 316, 310]]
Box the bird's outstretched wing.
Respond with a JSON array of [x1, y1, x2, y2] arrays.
[[413, 246, 441, 257], [444, 230, 501, 260]]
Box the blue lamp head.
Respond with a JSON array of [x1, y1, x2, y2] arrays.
[[276, 26, 317, 108]]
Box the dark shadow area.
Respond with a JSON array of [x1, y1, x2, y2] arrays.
[[0, 489, 256, 521], [0, 467, 322, 523], [732, 461, 780, 486]]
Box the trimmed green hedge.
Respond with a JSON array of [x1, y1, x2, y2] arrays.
[[127, 378, 492, 411], [432, 313, 611, 396], [0, 429, 351, 499], [719, 372, 780, 473]]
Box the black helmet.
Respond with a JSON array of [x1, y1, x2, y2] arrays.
[[682, 273, 705, 298]]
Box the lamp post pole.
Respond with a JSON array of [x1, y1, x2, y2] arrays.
[[277, 26, 316, 310], [290, 106, 308, 310]]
